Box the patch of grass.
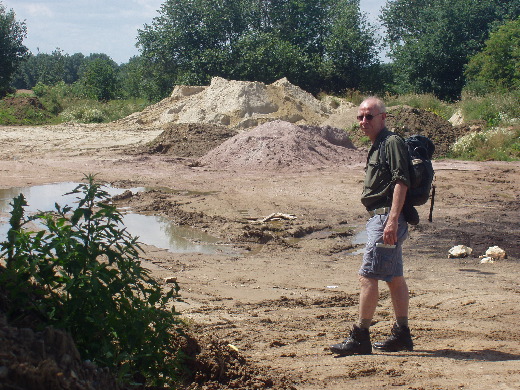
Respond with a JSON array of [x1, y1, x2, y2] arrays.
[[58, 98, 149, 123], [341, 89, 366, 106], [0, 95, 54, 125], [449, 126, 520, 161], [459, 90, 520, 128], [385, 93, 455, 120], [0, 86, 150, 125]]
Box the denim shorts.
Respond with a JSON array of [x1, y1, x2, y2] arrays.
[[359, 213, 408, 282]]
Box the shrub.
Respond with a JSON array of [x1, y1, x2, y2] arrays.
[[459, 90, 520, 127], [60, 105, 105, 123], [0, 175, 185, 386], [450, 126, 520, 160]]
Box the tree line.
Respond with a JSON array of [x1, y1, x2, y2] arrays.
[[2, 0, 519, 102]]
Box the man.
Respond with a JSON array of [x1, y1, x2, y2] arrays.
[[330, 97, 414, 356]]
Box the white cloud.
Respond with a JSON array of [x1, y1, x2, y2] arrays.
[[23, 3, 54, 18]]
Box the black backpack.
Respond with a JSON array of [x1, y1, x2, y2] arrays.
[[380, 134, 436, 222]]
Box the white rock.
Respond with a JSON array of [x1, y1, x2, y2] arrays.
[[449, 109, 464, 126], [480, 257, 495, 264], [485, 246, 506, 260], [448, 245, 473, 258]]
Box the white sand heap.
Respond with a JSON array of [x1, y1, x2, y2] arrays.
[[122, 77, 357, 130], [198, 120, 365, 171]]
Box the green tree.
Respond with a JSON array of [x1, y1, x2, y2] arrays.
[[321, 0, 378, 92], [465, 17, 520, 93], [230, 31, 315, 86], [79, 57, 120, 101], [0, 3, 28, 96], [13, 52, 117, 91], [119, 56, 145, 99], [31, 49, 66, 85], [381, 0, 520, 100], [63, 52, 86, 84], [13, 50, 67, 89], [137, 0, 377, 96]]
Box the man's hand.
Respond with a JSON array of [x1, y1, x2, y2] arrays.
[[383, 216, 399, 245]]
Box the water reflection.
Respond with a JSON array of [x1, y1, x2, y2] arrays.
[[0, 182, 230, 255]]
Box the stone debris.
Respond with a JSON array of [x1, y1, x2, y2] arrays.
[[485, 245, 507, 260], [448, 245, 473, 258], [479, 246, 507, 263]]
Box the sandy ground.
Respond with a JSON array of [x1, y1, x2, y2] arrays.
[[1, 124, 519, 390]]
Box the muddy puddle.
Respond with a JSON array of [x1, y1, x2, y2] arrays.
[[0, 182, 232, 255], [349, 229, 367, 255]]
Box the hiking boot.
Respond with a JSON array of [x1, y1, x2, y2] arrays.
[[330, 325, 372, 356], [403, 203, 419, 225], [373, 323, 414, 352]]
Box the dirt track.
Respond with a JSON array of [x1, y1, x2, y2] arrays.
[[1, 123, 519, 389]]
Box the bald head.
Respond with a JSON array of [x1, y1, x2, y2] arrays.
[[360, 97, 386, 114], [358, 97, 387, 143]]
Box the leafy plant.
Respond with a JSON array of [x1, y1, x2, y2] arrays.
[[449, 126, 520, 160], [0, 174, 185, 386], [459, 90, 520, 127]]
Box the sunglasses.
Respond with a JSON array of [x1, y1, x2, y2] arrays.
[[357, 113, 383, 121]]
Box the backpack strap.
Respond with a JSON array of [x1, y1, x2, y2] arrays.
[[428, 183, 435, 222], [376, 133, 396, 207], [377, 133, 392, 170]]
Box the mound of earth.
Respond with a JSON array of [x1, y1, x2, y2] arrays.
[[139, 123, 238, 158], [111, 76, 477, 162], [119, 77, 351, 130], [386, 106, 472, 156], [198, 120, 365, 171], [0, 95, 51, 124], [0, 316, 122, 390], [0, 283, 290, 390]]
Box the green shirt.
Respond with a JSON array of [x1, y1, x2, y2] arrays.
[[361, 128, 411, 211]]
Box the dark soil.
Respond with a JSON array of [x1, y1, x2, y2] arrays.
[[140, 123, 238, 158], [385, 106, 474, 156]]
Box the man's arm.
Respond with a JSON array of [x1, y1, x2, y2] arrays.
[[383, 180, 408, 245]]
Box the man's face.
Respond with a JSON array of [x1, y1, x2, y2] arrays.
[[358, 101, 386, 142]]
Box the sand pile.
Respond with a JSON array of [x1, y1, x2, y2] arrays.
[[121, 77, 357, 130], [197, 120, 365, 171]]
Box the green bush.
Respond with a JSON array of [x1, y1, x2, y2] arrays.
[[449, 126, 520, 160], [459, 90, 520, 127], [60, 104, 105, 123], [59, 99, 149, 123], [0, 175, 185, 386]]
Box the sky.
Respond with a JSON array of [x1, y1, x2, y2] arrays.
[[3, 0, 387, 65]]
